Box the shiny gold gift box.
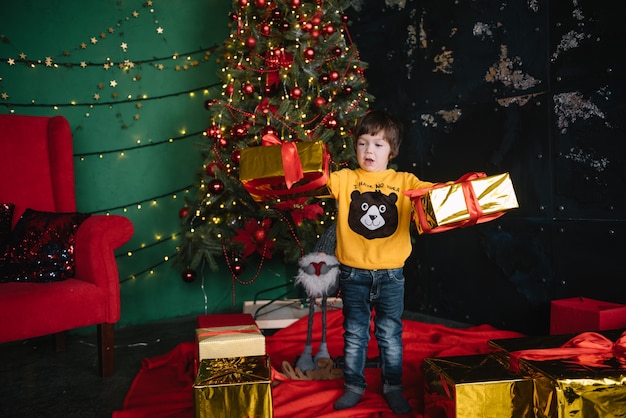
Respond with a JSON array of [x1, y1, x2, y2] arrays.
[[194, 356, 273, 418], [489, 332, 626, 418], [239, 140, 330, 202], [424, 354, 534, 418], [197, 324, 266, 362], [407, 172, 518, 234]]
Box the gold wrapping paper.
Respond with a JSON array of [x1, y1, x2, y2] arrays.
[[424, 354, 534, 418], [194, 356, 273, 418], [197, 324, 265, 361], [489, 333, 626, 418], [239, 140, 330, 202], [416, 172, 518, 234]]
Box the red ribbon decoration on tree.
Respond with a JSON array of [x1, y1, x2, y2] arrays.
[[262, 133, 304, 189], [509, 331, 626, 371]]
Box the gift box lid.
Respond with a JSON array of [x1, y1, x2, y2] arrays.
[[425, 354, 529, 384], [194, 355, 271, 388]]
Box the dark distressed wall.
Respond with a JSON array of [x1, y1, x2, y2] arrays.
[[347, 0, 626, 335]]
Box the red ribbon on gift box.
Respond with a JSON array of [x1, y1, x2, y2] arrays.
[[510, 331, 626, 371], [404, 172, 506, 234], [261, 133, 304, 189]]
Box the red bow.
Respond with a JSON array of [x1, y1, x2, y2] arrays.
[[262, 133, 304, 189], [510, 331, 626, 371]]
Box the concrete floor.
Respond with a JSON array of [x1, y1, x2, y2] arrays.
[[0, 310, 467, 418]]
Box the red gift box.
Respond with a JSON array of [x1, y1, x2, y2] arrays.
[[550, 297, 626, 335], [197, 313, 258, 329]]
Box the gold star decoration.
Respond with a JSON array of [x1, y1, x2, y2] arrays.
[[108, 27, 115, 33], [156, 27, 164, 34], [100, 32, 107, 39], [134, 114, 141, 120], [80, 42, 87, 49], [156, 64, 164, 70], [121, 42, 128, 52], [63, 50, 71, 56], [112, 92, 118, 98], [19, 52, 27, 59], [80, 61, 87, 68], [97, 83, 104, 89], [103, 62, 112, 70], [45, 57, 53, 67], [1, 92, 8, 100], [7, 58, 15, 66], [90, 37, 98, 44], [110, 80, 118, 87], [94, 93, 100, 100], [132, 10, 139, 18], [136, 102, 143, 109]]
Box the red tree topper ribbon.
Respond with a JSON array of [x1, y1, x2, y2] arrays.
[[510, 331, 626, 371], [262, 133, 304, 189]]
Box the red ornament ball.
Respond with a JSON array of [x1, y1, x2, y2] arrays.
[[311, 15, 321, 26], [310, 29, 320, 39], [329, 70, 340, 82], [181, 268, 196, 283], [318, 73, 330, 84], [324, 116, 338, 129], [217, 137, 229, 148], [303, 47, 315, 60], [245, 37, 257, 48], [205, 125, 221, 139], [208, 179, 225, 194], [290, 87, 303, 99], [178, 206, 190, 219], [206, 162, 220, 177], [290, 0, 301, 8], [323, 25, 335, 35], [313, 96, 326, 107], [303, 21, 313, 32], [343, 85, 353, 95], [242, 83, 255, 95], [238, 0, 249, 8], [332, 46, 343, 57], [261, 24, 271, 35], [231, 149, 241, 165], [254, 0, 267, 7], [225, 84, 234, 96], [230, 123, 248, 138], [232, 261, 245, 276], [260, 125, 278, 137]]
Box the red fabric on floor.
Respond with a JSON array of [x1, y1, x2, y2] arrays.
[[113, 310, 523, 418]]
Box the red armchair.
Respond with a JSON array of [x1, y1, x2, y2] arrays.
[[0, 114, 133, 377]]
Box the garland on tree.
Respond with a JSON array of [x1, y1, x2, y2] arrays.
[[176, 0, 373, 283]]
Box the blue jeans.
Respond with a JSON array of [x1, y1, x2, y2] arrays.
[[339, 265, 405, 395]]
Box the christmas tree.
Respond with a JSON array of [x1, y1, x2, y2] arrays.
[[176, 0, 373, 282]]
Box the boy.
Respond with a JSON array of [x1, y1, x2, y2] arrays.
[[328, 110, 436, 414]]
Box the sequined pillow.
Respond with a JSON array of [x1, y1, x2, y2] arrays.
[[0, 209, 91, 283], [0, 203, 15, 269]]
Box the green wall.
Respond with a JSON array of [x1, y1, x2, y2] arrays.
[[0, 0, 297, 327]]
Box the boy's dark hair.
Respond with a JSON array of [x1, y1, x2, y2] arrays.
[[353, 110, 403, 159]]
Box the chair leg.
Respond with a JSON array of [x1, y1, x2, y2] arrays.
[[97, 323, 115, 377]]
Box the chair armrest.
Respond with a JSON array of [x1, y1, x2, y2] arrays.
[[73, 215, 134, 322]]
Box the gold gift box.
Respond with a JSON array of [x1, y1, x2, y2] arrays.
[[239, 140, 330, 202], [424, 354, 534, 418], [197, 324, 266, 362], [194, 355, 273, 418], [412, 172, 518, 234], [489, 332, 626, 418]]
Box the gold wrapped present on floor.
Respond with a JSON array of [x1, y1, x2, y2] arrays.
[[405, 172, 518, 234], [239, 135, 330, 202], [423, 354, 534, 418], [194, 355, 273, 418], [489, 331, 626, 418]]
